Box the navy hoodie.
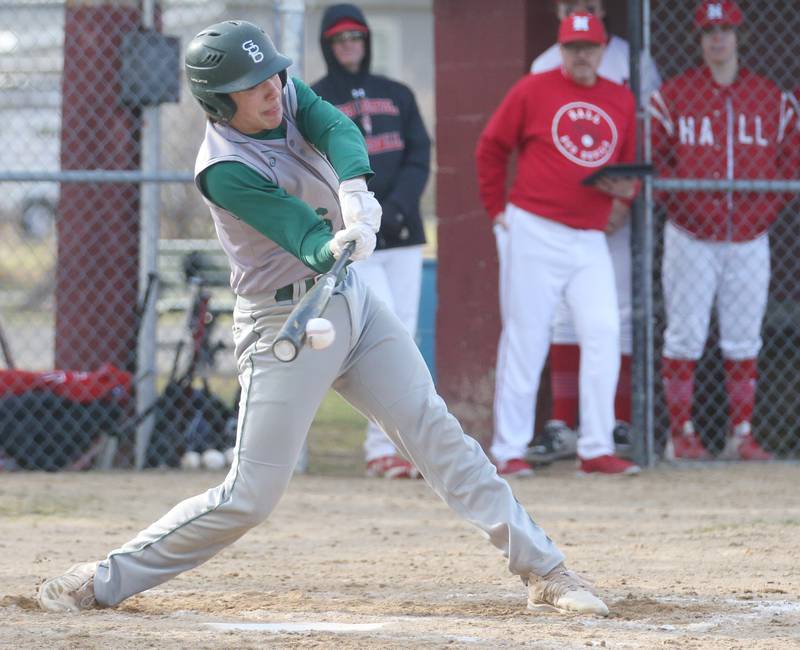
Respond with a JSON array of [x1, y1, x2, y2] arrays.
[[311, 3, 430, 250]]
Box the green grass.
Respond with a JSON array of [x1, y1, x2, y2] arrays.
[[198, 379, 367, 476], [0, 493, 104, 518], [307, 390, 368, 476], [200, 381, 367, 476]]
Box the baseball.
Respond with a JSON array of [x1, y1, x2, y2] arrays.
[[180, 450, 201, 470], [306, 317, 335, 350], [201, 448, 226, 470]]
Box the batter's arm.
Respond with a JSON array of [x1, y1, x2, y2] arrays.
[[292, 78, 373, 183], [199, 162, 336, 274]]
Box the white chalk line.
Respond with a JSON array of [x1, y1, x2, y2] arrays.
[[196, 597, 800, 641]]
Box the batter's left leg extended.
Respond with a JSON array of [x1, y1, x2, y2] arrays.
[[91, 290, 355, 606]]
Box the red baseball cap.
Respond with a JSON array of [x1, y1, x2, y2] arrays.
[[694, 1, 744, 29], [323, 18, 368, 39], [558, 12, 607, 46]]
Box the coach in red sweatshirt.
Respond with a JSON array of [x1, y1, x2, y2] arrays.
[[476, 12, 640, 476]]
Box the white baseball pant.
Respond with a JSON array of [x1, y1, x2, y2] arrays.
[[551, 220, 633, 355], [496, 216, 631, 354], [492, 204, 620, 463], [662, 221, 770, 360], [92, 270, 564, 606], [352, 245, 424, 462]]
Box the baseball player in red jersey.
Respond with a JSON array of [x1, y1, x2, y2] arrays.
[[477, 12, 641, 476], [649, 1, 800, 460]]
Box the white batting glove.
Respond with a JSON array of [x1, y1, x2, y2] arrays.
[[338, 177, 382, 233], [329, 222, 376, 262]]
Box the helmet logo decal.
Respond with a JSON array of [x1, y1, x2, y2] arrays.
[[242, 40, 264, 63], [707, 4, 723, 20]]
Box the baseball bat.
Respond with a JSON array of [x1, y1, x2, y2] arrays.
[[170, 276, 205, 383], [127, 272, 159, 375], [272, 241, 355, 363], [0, 315, 15, 369]]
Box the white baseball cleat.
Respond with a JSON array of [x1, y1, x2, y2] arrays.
[[527, 563, 609, 616], [38, 562, 99, 613]]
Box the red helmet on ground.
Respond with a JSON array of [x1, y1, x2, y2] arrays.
[[695, 1, 744, 29], [558, 12, 607, 46]]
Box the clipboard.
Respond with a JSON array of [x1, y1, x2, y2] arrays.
[[581, 163, 655, 187]]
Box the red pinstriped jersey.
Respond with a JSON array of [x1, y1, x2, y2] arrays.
[[476, 69, 637, 231], [649, 67, 800, 241]]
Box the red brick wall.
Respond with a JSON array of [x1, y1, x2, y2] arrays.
[[434, 0, 553, 440], [55, 4, 143, 371]]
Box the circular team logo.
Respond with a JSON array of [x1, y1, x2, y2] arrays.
[[551, 101, 618, 168]]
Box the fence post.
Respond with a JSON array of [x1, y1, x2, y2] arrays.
[[134, 0, 161, 470], [628, 0, 656, 467]]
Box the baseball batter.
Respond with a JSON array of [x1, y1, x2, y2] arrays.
[[649, 0, 799, 460], [477, 12, 641, 477], [37, 20, 608, 617], [524, 0, 662, 464]]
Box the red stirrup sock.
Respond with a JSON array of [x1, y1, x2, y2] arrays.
[[615, 354, 632, 423], [662, 357, 696, 434], [549, 344, 580, 428], [724, 358, 757, 429]]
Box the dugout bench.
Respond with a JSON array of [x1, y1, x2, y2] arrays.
[[157, 238, 234, 316]]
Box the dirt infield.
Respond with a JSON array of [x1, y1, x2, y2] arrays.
[[1, 462, 799, 649]]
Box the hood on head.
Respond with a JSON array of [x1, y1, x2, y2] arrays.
[[319, 3, 371, 76]]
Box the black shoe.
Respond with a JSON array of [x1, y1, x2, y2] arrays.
[[613, 420, 633, 459], [526, 420, 578, 463]]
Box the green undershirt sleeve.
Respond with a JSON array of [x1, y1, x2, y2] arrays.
[[291, 78, 373, 182], [199, 162, 336, 274]]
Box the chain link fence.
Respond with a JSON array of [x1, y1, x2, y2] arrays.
[[0, 1, 286, 471], [1, 0, 796, 471], [646, 0, 800, 461], [0, 0, 434, 473]]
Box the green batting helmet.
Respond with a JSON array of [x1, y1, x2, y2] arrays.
[[185, 20, 292, 122]]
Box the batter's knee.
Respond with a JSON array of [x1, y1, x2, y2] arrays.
[[222, 465, 293, 529]]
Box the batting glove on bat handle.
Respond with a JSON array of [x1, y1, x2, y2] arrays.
[[329, 223, 376, 262], [271, 241, 355, 363], [338, 177, 382, 233]]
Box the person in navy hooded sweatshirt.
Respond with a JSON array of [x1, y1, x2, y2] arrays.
[[312, 3, 432, 480]]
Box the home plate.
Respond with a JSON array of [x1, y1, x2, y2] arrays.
[[206, 622, 386, 634]]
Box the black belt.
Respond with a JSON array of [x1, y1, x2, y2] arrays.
[[274, 277, 316, 302]]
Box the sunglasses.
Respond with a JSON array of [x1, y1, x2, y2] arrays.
[[330, 31, 365, 44]]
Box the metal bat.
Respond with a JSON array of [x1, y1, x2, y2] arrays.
[[126, 272, 159, 375], [0, 314, 15, 369], [272, 241, 355, 363]]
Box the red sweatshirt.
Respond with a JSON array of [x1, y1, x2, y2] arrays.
[[476, 68, 637, 231]]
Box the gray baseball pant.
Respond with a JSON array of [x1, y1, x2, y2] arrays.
[[93, 271, 564, 606]]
